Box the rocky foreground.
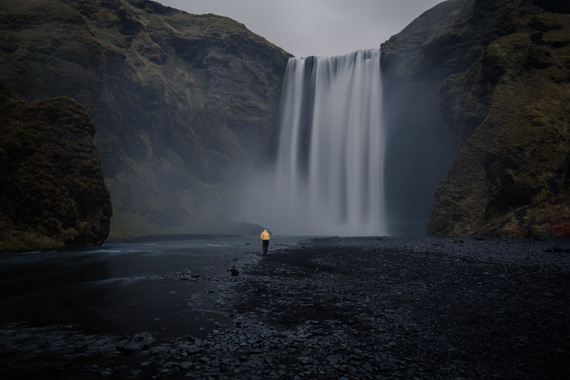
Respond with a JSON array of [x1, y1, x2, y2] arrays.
[[2, 237, 570, 379]]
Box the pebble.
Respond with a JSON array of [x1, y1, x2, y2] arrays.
[[2, 237, 569, 379]]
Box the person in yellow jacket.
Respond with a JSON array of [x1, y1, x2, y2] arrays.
[[260, 229, 270, 255]]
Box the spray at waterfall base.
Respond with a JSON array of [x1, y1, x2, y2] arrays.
[[237, 50, 386, 236]]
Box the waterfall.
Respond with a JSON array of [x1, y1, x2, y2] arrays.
[[238, 49, 386, 236], [276, 49, 387, 236]]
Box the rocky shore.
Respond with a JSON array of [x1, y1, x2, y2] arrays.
[[2, 237, 570, 379]]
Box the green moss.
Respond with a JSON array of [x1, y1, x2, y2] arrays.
[[0, 0, 291, 238], [428, 7, 570, 237], [0, 85, 112, 251]]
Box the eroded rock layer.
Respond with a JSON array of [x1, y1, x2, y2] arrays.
[[0, 0, 290, 237], [0, 84, 112, 251], [382, 0, 570, 237]]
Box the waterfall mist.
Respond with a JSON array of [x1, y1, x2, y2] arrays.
[[236, 50, 386, 236]]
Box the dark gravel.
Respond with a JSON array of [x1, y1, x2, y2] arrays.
[[2, 236, 570, 379]]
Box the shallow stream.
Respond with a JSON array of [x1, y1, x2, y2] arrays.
[[0, 236, 302, 341]]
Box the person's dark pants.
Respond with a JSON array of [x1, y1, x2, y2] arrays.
[[262, 240, 269, 254]]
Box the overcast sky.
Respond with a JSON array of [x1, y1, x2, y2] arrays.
[[155, 0, 445, 57]]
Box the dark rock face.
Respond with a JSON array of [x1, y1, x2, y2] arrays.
[[0, 0, 290, 237], [0, 84, 112, 251], [382, 0, 570, 237], [533, 0, 570, 13], [380, 0, 469, 235]]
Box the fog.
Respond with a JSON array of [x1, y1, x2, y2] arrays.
[[151, 0, 455, 237], [234, 50, 386, 236]]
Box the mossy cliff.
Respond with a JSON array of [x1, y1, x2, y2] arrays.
[[0, 0, 290, 237], [0, 84, 112, 251], [382, 0, 570, 237]]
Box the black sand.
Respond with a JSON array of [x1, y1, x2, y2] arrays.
[[2, 237, 570, 379]]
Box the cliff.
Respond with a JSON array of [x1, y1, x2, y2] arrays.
[[0, 84, 112, 251], [382, 0, 570, 237], [0, 0, 290, 237]]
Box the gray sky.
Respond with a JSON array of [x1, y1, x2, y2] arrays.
[[155, 0, 445, 57]]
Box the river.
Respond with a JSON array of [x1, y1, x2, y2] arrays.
[[0, 235, 302, 342]]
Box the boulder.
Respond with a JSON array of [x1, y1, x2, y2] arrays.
[[0, 84, 112, 251]]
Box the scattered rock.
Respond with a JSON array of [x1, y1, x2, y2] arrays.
[[2, 237, 569, 379], [119, 332, 155, 353]]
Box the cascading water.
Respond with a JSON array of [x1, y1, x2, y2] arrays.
[[239, 49, 386, 236]]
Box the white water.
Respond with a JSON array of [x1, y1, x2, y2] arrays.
[[239, 49, 386, 236]]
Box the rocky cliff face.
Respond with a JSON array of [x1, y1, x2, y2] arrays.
[[0, 84, 112, 251], [0, 0, 290, 237], [382, 0, 570, 237]]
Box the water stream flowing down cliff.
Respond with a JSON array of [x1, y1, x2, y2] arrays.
[[239, 49, 386, 236]]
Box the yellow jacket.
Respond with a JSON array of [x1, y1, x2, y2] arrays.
[[260, 230, 270, 240]]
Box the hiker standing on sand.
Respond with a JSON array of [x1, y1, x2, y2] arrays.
[[260, 229, 270, 255]]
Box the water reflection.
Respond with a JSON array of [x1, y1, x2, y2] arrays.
[[0, 236, 301, 339]]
